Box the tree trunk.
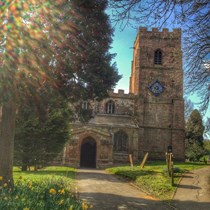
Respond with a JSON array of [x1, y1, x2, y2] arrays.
[[21, 160, 28, 172], [0, 100, 16, 186]]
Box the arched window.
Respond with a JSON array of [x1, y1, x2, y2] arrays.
[[154, 49, 162, 65], [81, 101, 88, 110], [113, 131, 128, 152], [105, 100, 115, 114]]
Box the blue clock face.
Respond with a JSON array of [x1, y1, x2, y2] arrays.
[[149, 80, 164, 96]]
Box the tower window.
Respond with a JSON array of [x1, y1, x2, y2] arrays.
[[154, 49, 162, 65], [113, 131, 128, 152], [105, 100, 115, 114]]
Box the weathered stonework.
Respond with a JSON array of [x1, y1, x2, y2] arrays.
[[59, 28, 185, 168]]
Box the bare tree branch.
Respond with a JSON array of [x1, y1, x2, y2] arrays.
[[109, 0, 210, 113]]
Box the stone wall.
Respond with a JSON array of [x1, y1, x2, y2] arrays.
[[131, 28, 185, 160], [58, 27, 185, 168], [63, 124, 139, 168]]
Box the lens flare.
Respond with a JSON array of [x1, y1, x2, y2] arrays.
[[0, 0, 79, 103]]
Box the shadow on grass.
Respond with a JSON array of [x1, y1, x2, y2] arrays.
[[113, 170, 163, 181]]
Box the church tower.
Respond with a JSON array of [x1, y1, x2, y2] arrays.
[[130, 28, 185, 160]]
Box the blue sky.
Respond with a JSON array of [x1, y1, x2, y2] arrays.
[[110, 26, 137, 93], [110, 25, 210, 123]]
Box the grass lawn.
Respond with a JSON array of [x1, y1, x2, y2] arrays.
[[13, 166, 75, 183], [106, 161, 209, 200], [0, 166, 87, 210]]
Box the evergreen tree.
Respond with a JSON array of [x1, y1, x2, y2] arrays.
[[14, 93, 71, 171], [204, 140, 210, 155], [185, 109, 206, 161], [55, 0, 121, 101], [0, 0, 120, 184]]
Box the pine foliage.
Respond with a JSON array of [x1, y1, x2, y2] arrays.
[[14, 94, 71, 170], [185, 109, 206, 161]]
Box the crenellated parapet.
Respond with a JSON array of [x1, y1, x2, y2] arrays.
[[139, 27, 181, 34], [108, 89, 136, 99], [133, 27, 181, 51], [136, 27, 181, 42]]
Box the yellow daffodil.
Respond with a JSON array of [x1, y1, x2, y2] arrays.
[[82, 202, 88, 210], [0, 176, 3, 181], [3, 183, 7, 187], [23, 208, 29, 210], [58, 199, 64, 205], [28, 181, 32, 188], [49, 188, 56, 195], [69, 206, 73, 210], [60, 189, 65, 194]]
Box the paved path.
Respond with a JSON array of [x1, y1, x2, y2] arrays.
[[76, 167, 210, 210], [171, 166, 210, 210], [76, 169, 172, 210]]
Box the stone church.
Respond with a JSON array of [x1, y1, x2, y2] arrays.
[[61, 28, 185, 168]]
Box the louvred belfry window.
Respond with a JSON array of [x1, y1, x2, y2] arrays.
[[154, 49, 162, 64]]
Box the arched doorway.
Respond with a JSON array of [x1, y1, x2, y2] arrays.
[[80, 137, 96, 168]]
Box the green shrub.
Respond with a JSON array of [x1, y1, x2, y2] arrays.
[[199, 155, 209, 164]]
